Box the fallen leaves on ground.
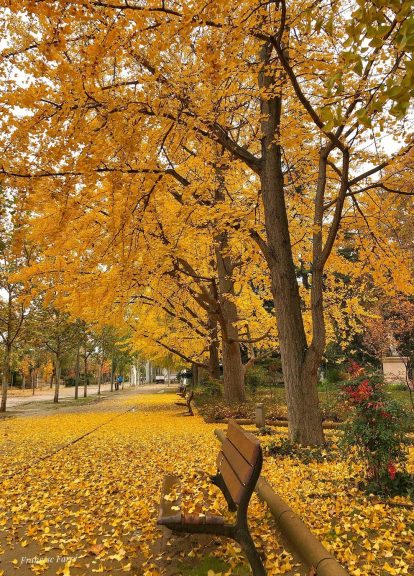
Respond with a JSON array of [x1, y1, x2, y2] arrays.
[[0, 392, 412, 576]]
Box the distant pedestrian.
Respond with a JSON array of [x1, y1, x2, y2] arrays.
[[118, 375, 123, 391]]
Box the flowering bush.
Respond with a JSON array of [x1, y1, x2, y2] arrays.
[[341, 362, 408, 483]]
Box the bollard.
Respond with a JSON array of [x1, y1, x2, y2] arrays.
[[255, 403, 265, 428]]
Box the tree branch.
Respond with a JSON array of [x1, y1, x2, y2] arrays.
[[229, 328, 271, 345]]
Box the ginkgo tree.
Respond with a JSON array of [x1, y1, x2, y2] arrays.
[[2, 0, 414, 443], [0, 192, 35, 411]]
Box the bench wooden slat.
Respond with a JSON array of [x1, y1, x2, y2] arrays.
[[158, 475, 182, 525], [183, 514, 205, 524], [205, 513, 224, 525], [219, 456, 245, 504], [226, 421, 260, 465], [220, 438, 254, 486]]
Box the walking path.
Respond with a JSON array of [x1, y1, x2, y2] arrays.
[[5, 382, 175, 409]]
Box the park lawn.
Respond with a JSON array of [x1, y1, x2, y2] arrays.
[[0, 391, 412, 576]]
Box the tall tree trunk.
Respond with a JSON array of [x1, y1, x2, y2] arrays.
[[211, 160, 246, 403], [208, 317, 221, 380], [98, 362, 102, 395], [54, 356, 60, 403], [111, 355, 114, 392], [50, 364, 55, 388], [215, 233, 246, 404], [31, 367, 35, 396], [192, 363, 198, 388], [84, 354, 88, 398], [75, 344, 80, 400], [0, 345, 11, 412], [258, 44, 324, 444]]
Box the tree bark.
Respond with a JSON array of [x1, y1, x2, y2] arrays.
[[84, 353, 88, 398], [215, 233, 246, 404], [0, 345, 11, 412], [54, 356, 60, 403], [208, 316, 221, 380], [49, 364, 55, 388], [191, 362, 198, 387], [258, 43, 324, 444], [75, 344, 80, 400], [98, 362, 102, 395]]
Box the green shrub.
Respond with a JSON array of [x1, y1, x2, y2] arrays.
[[64, 377, 76, 387], [245, 366, 267, 392], [199, 378, 223, 398], [361, 471, 414, 498], [341, 362, 408, 484], [326, 367, 347, 384], [320, 394, 346, 422], [318, 379, 338, 391], [387, 382, 408, 391], [257, 425, 273, 436]]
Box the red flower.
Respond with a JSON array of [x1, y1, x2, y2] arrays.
[[387, 461, 397, 481]]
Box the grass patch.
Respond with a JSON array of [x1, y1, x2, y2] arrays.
[[13, 397, 102, 411], [179, 554, 250, 576]]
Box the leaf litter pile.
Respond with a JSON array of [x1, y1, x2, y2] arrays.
[[0, 392, 413, 576]]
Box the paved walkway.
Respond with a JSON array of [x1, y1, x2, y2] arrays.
[[5, 382, 176, 408]]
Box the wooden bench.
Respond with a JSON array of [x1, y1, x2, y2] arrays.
[[158, 421, 265, 575], [175, 390, 194, 416], [177, 383, 187, 398], [174, 390, 194, 416]]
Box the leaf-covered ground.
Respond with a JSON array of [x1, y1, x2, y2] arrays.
[[0, 389, 413, 576]]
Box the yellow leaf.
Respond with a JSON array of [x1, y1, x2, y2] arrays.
[[383, 563, 397, 574], [109, 552, 126, 561]]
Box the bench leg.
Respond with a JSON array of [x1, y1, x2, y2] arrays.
[[235, 530, 267, 576], [166, 523, 266, 576]]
